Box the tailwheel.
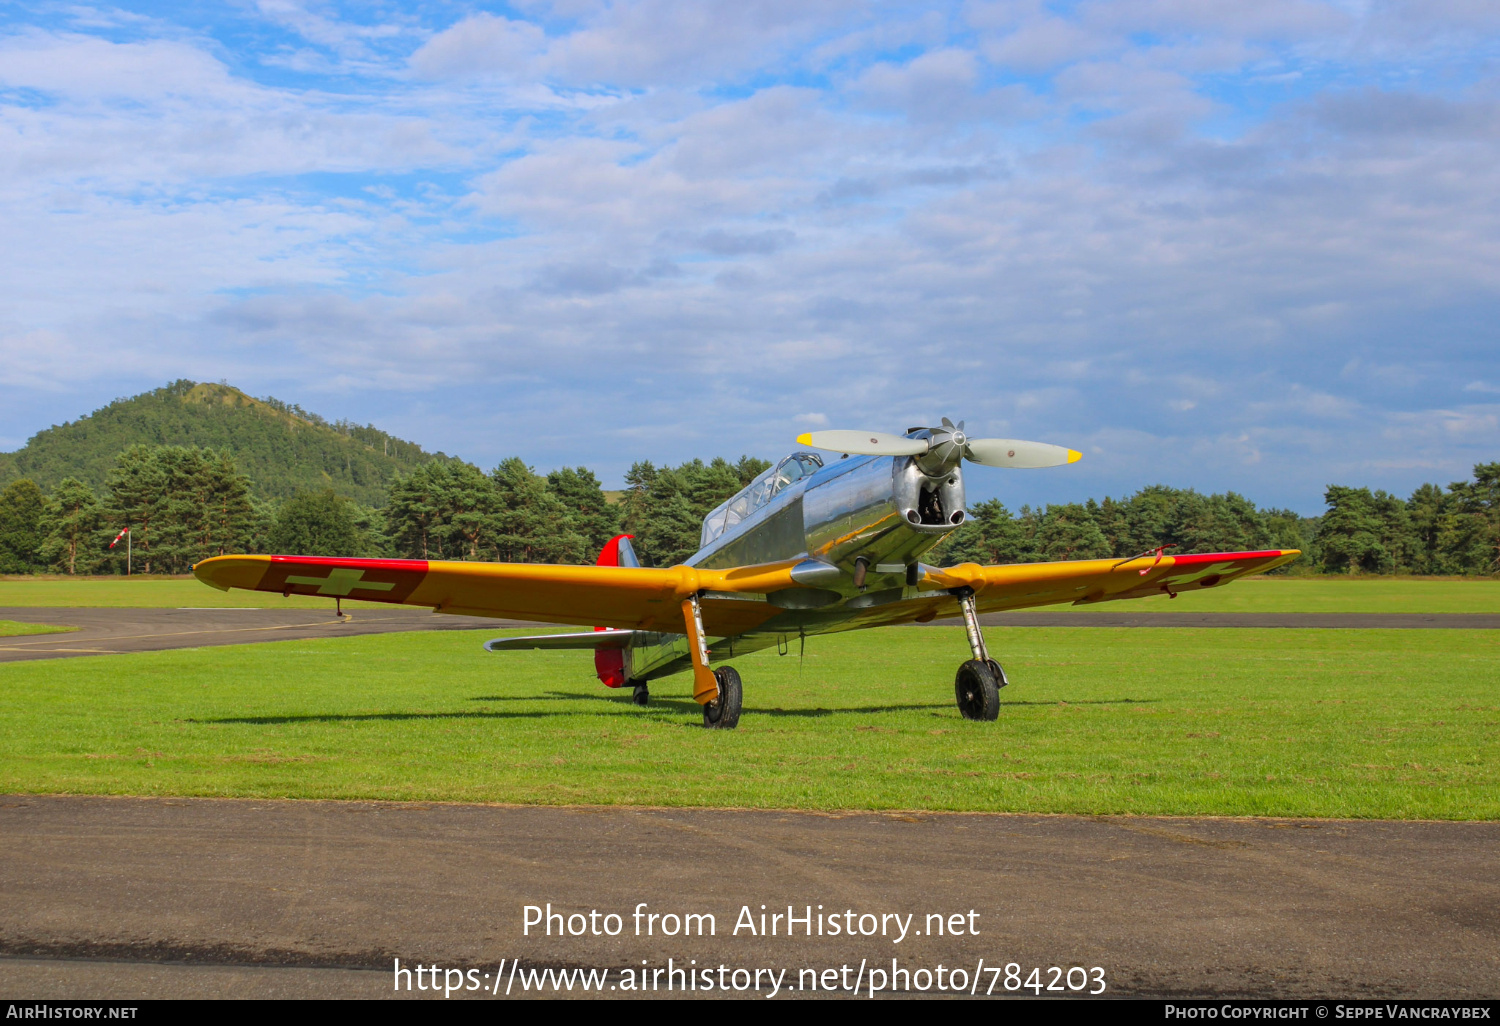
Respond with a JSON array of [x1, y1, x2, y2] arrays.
[[702, 666, 743, 729], [955, 659, 1001, 721], [631, 681, 650, 707]]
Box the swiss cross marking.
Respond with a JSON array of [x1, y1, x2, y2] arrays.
[[284, 568, 397, 597]]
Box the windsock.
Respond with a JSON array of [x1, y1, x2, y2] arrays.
[[109, 527, 130, 549]]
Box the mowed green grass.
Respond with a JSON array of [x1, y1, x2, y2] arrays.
[[1074, 575, 1500, 614], [0, 576, 391, 610], [1, 625, 1495, 818], [0, 620, 75, 637], [1, 574, 1497, 612]]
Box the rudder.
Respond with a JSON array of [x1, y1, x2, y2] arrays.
[[593, 534, 640, 686]]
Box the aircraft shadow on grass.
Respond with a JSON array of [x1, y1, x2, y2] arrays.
[[196, 694, 1158, 725]]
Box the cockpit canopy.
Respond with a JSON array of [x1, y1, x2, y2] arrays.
[[700, 452, 823, 548]]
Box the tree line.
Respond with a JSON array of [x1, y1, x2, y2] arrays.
[[936, 464, 1500, 575], [0, 444, 771, 574], [0, 444, 1495, 576]]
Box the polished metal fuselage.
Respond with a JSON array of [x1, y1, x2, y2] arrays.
[[625, 448, 967, 682]]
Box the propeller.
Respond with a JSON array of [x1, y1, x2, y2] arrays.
[[792, 429, 928, 457], [797, 418, 1081, 471]]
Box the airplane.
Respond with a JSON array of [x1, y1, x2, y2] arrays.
[[194, 419, 1300, 729]]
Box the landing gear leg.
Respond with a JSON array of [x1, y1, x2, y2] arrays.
[[702, 666, 742, 729], [631, 681, 650, 707], [682, 591, 742, 728], [953, 587, 1003, 721]]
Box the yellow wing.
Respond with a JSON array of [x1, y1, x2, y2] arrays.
[[196, 547, 1299, 635], [907, 548, 1302, 620], [192, 554, 806, 635]]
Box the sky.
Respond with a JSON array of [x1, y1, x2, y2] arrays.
[[1, 0, 1497, 514]]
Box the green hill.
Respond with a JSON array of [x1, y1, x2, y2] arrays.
[[0, 380, 445, 506]]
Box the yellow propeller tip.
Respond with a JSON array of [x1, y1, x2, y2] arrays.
[[1067, 449, 1082, 463], [796, 433, 813, 446]]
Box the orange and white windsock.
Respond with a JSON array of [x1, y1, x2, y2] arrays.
[[109, 527, 129, 549]]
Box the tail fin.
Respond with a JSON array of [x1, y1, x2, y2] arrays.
[[593, 534, 639, 686], [594, 533, 641, 568]]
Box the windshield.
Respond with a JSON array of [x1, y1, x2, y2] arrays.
[[700, 453, 823, 547]]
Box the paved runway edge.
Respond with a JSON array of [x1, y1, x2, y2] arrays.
[[0, 607, 541, 663], [2, 795, 1496, 999]]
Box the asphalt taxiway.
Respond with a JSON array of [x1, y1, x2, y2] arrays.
[[0, 607, 532, 664], [0, 796, 1495, 999]]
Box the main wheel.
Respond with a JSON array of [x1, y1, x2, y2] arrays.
[[631, 682, 650, 707], [955, 659, 1000, 721], [702, 666, 743, 729]]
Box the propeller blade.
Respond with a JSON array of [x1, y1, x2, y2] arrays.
[[796, 430, 929, 456], [964, 438, 1082, 469]]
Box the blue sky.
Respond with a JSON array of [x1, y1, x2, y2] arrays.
[[1, 0, 1497, 514]]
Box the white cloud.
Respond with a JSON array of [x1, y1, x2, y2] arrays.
[[979, 15, 1106, 72], [1, 1, 1498, 512], [408, 13, 547, 80], [0, 32, 241, 100]]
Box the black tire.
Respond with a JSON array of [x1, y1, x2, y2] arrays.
[[986, 659, 1009, 689], [955, 659, 1000, 721], [702, 666, 743, 729], [631, 682, 650, 707]]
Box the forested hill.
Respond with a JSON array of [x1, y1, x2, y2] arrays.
[[0, 380, 444, 506]]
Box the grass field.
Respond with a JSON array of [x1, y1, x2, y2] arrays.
[[1087, 576, 1500, 613], [0, 576, 391, 610], [0, 620, 75, 637], [2, 574, 1499, 613], [1, 625, 1495, 818]]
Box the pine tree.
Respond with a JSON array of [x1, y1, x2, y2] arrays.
[[40, 478, 102, 575], [388, 463, 445, 559], [936, 499, 1035, 565], [267, 490, 361, 557], [203, 449, 257, 557], [493, 458, 584, 563], [105, 446, 167, 573], [347, 502, 392, 558], [97, 445, 259, 572], [1406, 483, 1448, 574], [441, 461, 502, 560], [1316, 486, 1401, 574], [618, 461, 660, 562], [638, 487, 702, 568], [1034, 503, 1111, 561], [1437, 463, 1500, 575], [546, 466, 619, 556], [0, 479, 46, 572]]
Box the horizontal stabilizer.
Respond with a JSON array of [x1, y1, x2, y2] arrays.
[[484, 629, 637, 652]]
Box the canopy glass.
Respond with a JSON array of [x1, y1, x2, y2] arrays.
[[700, 453, 823, 548]]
